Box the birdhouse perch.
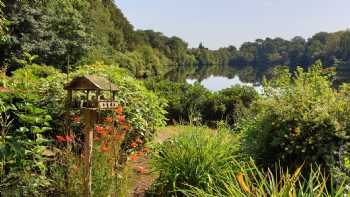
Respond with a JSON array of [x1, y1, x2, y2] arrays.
[[64, 75, 118, 110]]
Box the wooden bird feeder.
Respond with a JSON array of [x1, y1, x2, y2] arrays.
[[64, 75, 118, 197], [64, 75, 118, 110]]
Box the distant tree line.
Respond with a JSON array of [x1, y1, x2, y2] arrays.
[[1, 0, 350, 79], [191, 31, 350, 73]]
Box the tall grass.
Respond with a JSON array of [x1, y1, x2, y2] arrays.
[[148, 126, 240, 196], [185, 160, 346, 197], [147, 126, 348, 197]]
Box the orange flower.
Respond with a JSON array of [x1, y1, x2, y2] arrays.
[[143, 147, 151, 153], [65, 135, 73, 142], [100, 143, 109, 153], [237, 173, 250, 193], [117, 115, 126, 123], [130, 142, 137, 148], [137, 166, 145, 174], [104, 117, 113, 123], [115, 106, 123, 114], [56, 135, 66, 142], [130, 155, 137, 161], [96, 126, 107, 137]]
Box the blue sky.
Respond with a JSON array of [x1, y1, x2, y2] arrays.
[[117, 0, 350, 49]]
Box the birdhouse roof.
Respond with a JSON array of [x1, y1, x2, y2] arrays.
[[64, 75, 118, 91]]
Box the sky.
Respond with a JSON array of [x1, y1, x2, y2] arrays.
[[117, 0, 350, 49]]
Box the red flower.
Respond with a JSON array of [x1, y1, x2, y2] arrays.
[[130, 155, 137, 161], [56, 135, 66, 142], [130, 142, 137, 148], [96, 126, 107, 137], [94, 136, 100, 141], [117, 115, 126, 123], [104, 117, 113, 123], [103, 140, 109, 145], [65, 135, 73, 142], [115, 106, 123, 114], [96, 126, 104, 133], [137, 166, 145, 174]]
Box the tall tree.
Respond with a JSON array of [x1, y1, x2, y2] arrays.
[[339, 31, 350, 61]]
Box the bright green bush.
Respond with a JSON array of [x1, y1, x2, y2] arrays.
[[239, 62, 350, 171], [0, 62, 68, 195], [148, 126, 240, 196]]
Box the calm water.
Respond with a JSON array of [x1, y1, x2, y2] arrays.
[[187, 75, 263, 93]]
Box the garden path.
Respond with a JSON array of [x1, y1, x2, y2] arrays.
[[127, 126, 182, 197]]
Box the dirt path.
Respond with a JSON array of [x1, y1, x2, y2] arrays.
[[126, 126, 182, 197]]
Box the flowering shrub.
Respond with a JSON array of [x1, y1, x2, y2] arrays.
[[0, 62, 166, 194]]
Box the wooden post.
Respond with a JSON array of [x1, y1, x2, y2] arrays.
[[67, 90, 72, 109], [111, 122, 117, 197], [82, 109, 97, 197]]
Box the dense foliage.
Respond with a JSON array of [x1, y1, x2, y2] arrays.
[[145, 80, 258, 126], [239, 62, 350, 171], [0, 0, 195, 78], [0, 61, 166, 194]]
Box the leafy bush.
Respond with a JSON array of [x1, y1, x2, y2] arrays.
[[185, 160, 346, 197], [239, 62, 350, 171], [145, 79, 258, 126], [202, 85, 258, 126], [145, 80, 210, 124], [148, 126, 240, 196]]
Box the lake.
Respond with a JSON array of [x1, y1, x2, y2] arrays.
[[186, 75, 263, 93]]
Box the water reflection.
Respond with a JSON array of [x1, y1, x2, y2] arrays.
[[187, 75, 263, 92], [165, 65, 264, 92]]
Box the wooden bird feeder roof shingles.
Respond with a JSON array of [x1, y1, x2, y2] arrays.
[[64, 75, 118, 92]]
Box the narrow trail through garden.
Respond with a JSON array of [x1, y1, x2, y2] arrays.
[[127, 126, 181, 197]]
